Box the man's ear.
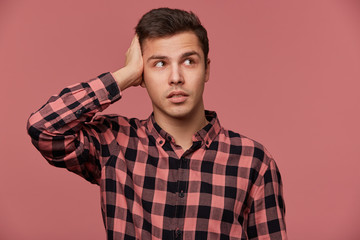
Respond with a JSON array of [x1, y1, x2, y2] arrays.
[[205, 58, 211, 82]]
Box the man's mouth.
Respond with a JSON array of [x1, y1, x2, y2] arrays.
[[167, 91, 189, 103], [167, 91, 189, 98]]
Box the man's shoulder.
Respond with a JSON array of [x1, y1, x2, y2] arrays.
[[220, 127, 263, 147], [220, 127, 274, 164]]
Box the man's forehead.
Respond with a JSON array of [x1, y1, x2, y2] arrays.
[[141, 31, 203, 57]]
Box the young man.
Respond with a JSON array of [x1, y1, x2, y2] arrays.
[[27, 8, 287, 240]]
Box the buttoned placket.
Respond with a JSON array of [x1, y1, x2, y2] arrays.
[[154, 120, 209, 239], [172, 152, 189, 240], [172, 139, 204, 240]]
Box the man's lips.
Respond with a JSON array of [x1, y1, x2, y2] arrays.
[[167, 91, 189, 103], [167, 91, 189, 98]]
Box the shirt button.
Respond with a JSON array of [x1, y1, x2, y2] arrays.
[[175, 228, 182, 238], [75, 109, 82, 116], [159, 140, 163, 144], [179, 190, 185, 198]]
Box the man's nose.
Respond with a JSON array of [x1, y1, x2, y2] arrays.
[[169, 64, 184, 85]]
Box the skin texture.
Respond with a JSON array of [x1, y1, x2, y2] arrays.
[[113, 32, 211, 150], [141, 32, 210, 123]]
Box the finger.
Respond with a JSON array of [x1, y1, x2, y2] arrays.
[[131, 35, 139, 46], [133, 35, 141, 50]]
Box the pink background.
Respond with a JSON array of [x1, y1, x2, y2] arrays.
[[1, 0, 359, 239]]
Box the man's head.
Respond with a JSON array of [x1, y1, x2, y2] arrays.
[[135, 8, 211, 121], [135, 8, 209, 68]]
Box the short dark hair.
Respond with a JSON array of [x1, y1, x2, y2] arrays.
[[135, 8, 209, 67]]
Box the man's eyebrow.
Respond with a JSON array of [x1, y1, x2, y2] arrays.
[[146, 51, 201, 63], [146, 55, 168, 63], [181, 51, 201, 59]]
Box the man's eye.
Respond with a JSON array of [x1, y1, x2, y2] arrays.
[[155, 61, 164, 67], [184, 59, 192, 65]]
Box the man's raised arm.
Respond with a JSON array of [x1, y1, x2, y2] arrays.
[[26, 36, 144, 184]]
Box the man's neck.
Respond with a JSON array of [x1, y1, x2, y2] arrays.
[[154, 108, 208, 151]]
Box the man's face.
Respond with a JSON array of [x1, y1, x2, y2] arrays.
[[141, 31, 210, 121]]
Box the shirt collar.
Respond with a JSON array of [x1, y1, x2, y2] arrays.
[[146, 110, 222, 148]]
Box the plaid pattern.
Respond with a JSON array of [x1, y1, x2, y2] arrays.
[[27, 72, 287, 239]]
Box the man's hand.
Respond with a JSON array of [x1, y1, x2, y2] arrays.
[[113, 35, 144, 91]]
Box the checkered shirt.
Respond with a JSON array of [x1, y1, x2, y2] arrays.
[[27, 72, 287, 239]]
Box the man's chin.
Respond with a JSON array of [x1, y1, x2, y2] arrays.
[[155, 107, 193, 121], [166, 109, 191, 120]]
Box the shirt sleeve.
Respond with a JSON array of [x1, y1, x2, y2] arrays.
[[246, 158, 287, 239], [26, 72, 121, 185]]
